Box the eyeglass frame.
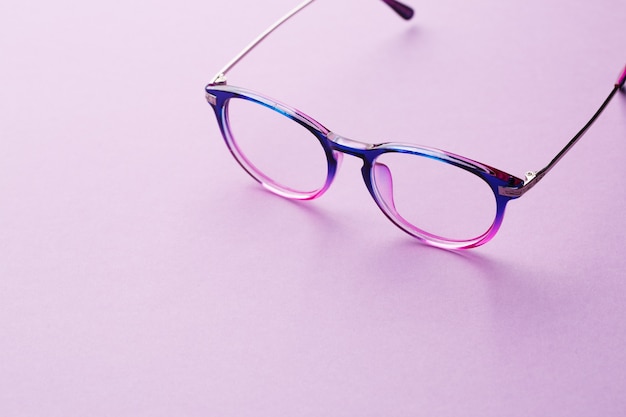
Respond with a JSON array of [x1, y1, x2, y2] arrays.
[[205, 0, 626, 249]]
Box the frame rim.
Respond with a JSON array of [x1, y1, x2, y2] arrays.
[[207, 83, 525, 248]]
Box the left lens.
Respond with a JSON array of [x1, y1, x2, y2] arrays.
[[372, 151, 497, 242], [225, 97, 329, 198]]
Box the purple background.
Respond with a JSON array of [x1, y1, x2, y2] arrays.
[[2, 0, 626, 415]]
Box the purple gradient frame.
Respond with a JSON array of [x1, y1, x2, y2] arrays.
[[205, 0, 626, 249], [207, 85, 524, 249]]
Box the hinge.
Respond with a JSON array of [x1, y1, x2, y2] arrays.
[[498, 171, 539, 198], [524, 171, 537, 184], [211, 73, 227, 85]]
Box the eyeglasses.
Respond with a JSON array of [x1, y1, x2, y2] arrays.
[[205, 0, 626, 249]]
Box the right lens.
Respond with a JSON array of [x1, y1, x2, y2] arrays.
[[225, 97, 330, 198], [372, 151, 497, 242]]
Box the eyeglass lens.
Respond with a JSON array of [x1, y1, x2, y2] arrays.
[[225, 97, 498, 241]]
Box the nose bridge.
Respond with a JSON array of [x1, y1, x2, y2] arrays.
[[327, 132, 375, 158]]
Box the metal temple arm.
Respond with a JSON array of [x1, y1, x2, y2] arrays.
[[501, 65, 626, 198], [210, 0, 414, 85]]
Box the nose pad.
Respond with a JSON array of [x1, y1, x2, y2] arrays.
[[373, 162, 398, 212], [332, 150, 344, 171]]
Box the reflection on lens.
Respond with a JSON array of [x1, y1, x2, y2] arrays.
[[226, 98, 329, 196], [373, 152, 497, 241]]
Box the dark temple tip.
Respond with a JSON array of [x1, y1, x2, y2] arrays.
[[382, 0, 415, 20], [616, 65, 626, 89]]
